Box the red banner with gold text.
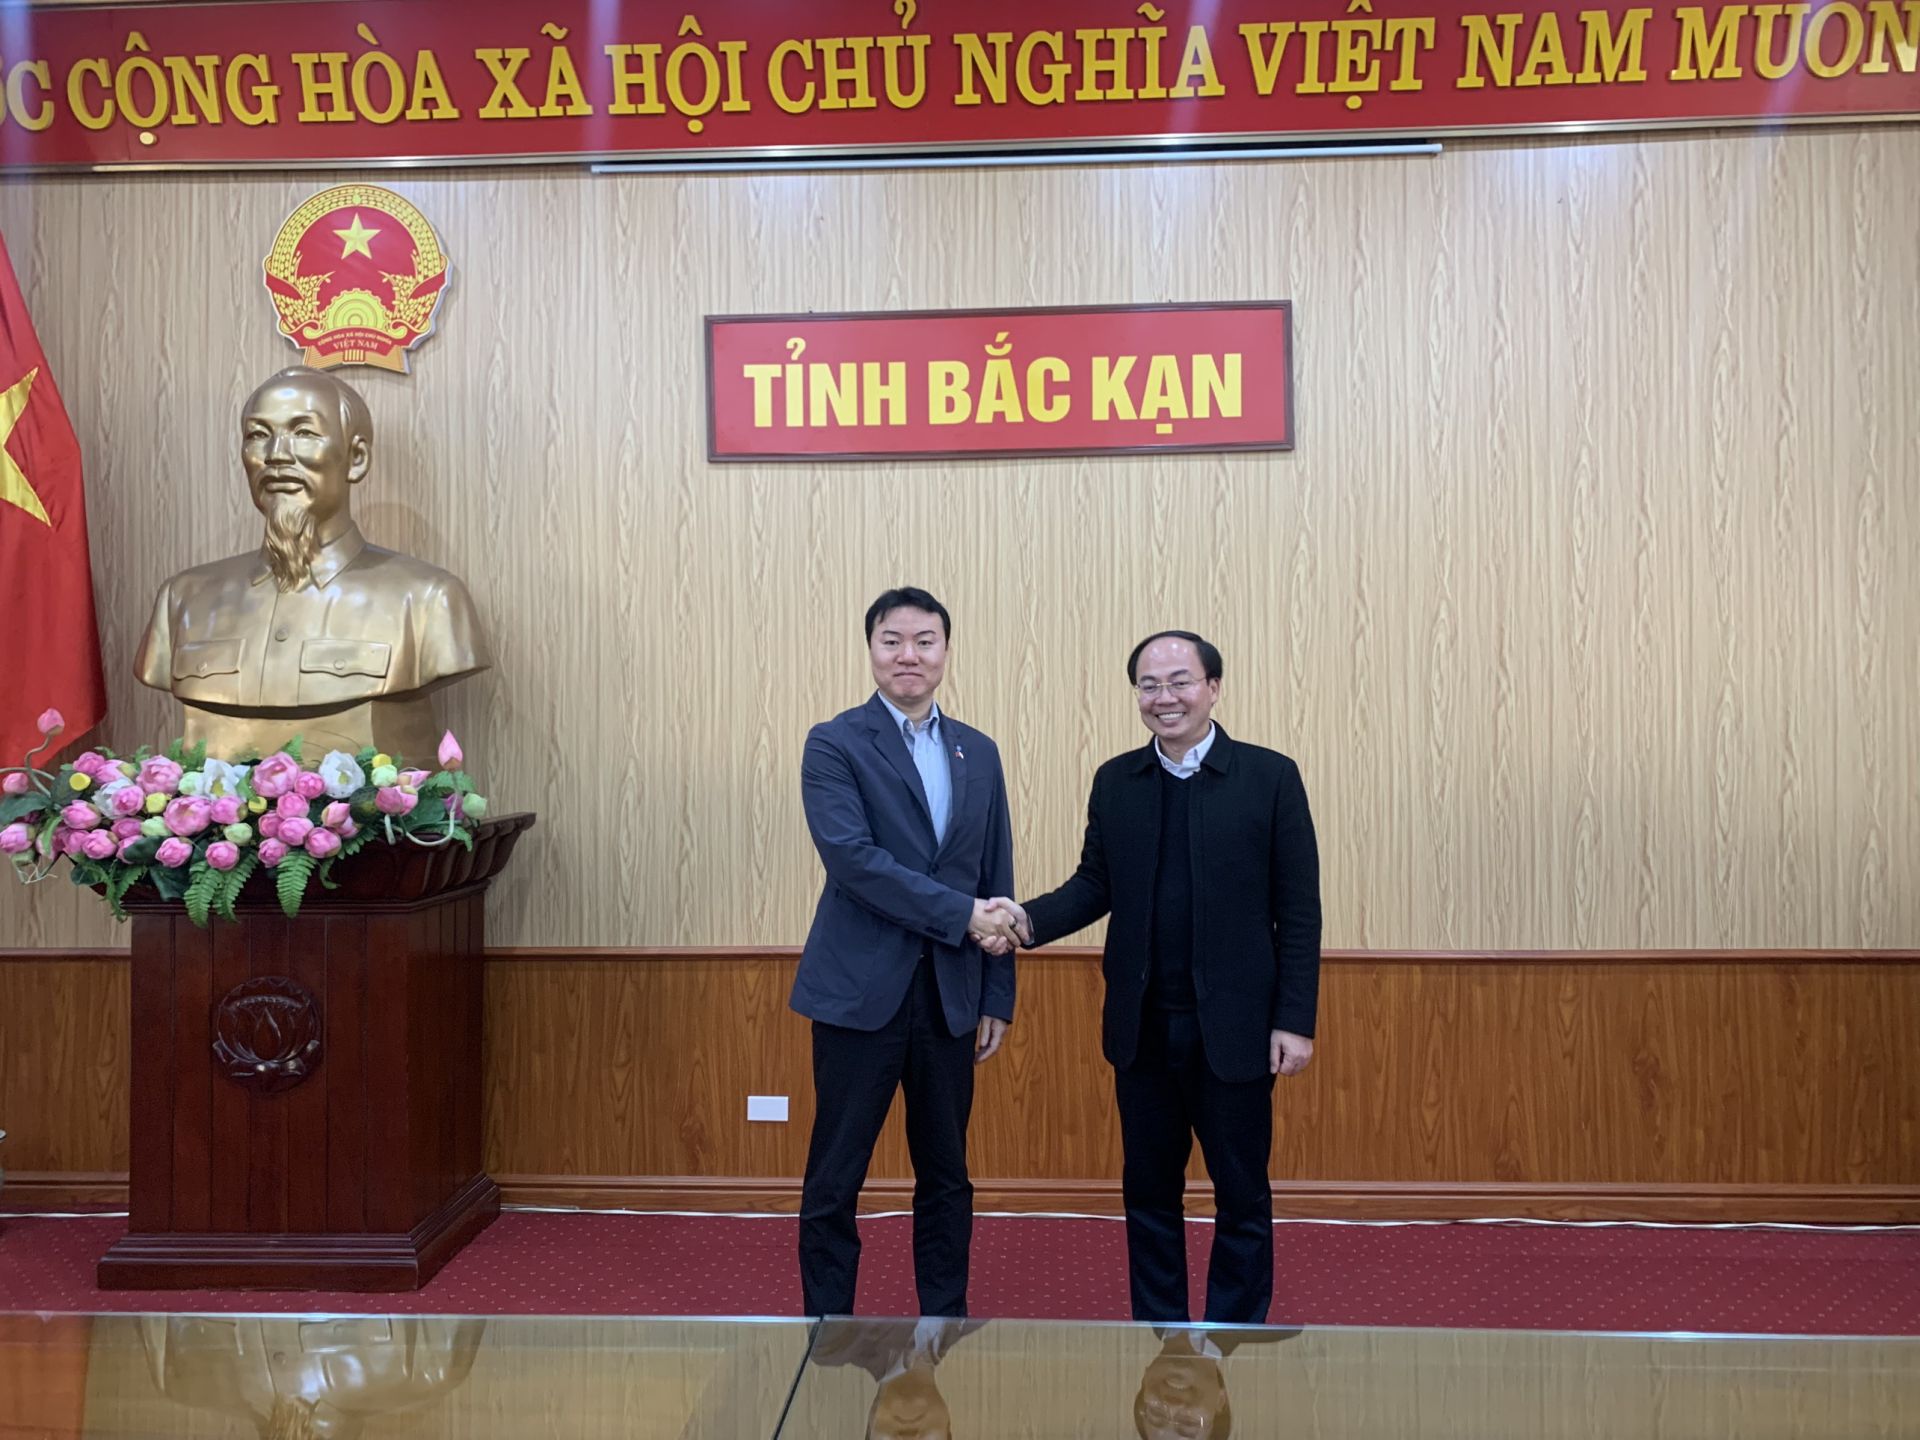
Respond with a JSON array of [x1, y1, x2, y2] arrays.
[[0, 1, 1911, 171], [706, 304, 1293, 461]]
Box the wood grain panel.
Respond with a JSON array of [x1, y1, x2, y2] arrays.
[[0, 953, 127, 1176], [0, 128, 1915, 955], [482, 950, 1920, 1204], [10, 948, 1915, 1218]]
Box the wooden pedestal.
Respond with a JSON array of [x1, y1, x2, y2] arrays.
[[97, 813, 536, 1291]]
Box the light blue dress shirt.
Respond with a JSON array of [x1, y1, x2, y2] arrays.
[[877, 692, 953, 844]]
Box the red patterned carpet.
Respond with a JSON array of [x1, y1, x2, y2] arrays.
[[1, 1211, 1915, 1333]]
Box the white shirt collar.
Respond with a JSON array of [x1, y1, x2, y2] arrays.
[[877, 692, 941, 739], [1155, 723, 1216, 779], [880, 1317, 955, 1379], [1159, 1327, 1227, 1360]]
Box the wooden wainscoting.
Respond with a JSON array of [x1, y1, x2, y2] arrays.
[[3, 949, 1917, 1221], [0, 950, 128, 1207]]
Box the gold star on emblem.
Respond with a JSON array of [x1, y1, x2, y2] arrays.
[[0, 368, 50, 526], [333, 213, 381, 259]]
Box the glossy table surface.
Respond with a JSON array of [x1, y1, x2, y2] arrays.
[[3, 1310, 1915, 1438]]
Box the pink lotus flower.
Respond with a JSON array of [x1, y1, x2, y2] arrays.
[[110, 818, 144, 842], [375, 786, 418, 816], [106, 784, 147, 818], [0, 822, 32, 854], [275, 792, 311, 820], [320, 801, 352, 831], [116, 834, 145, 861], [257, 838, 289, 868], [205, 841, 241, 871], [73, 750, 108, 778], [36, 708, 62, 735], [163, 796, 215, 837], [258, 813, 284, 840], [294, 770, 328, 801], [209, 795, 243, 827], [61, 801, 102, 830], [338, 817, 359, 839], [278, 817, 314, 847], [2, 772, 29, 795], [398, 769, 432, 789], [137, 757, 184, 795], [438, 731, 463, 769], [304, 827, 341, 858], [80, 829, 118, 861], [251, 752, 300, 798], [154, 837, 193, 868]]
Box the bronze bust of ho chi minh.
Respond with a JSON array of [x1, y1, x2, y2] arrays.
[[135, 366, 489, 763]]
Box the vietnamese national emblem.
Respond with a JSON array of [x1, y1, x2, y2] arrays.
[[263, 185, 450, 373]]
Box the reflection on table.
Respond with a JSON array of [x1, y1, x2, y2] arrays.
[[0, 1310, 1914, 1439], [805, 1317, 985, 1440], [1, 1313, 810, 1440], [782, 1317, 1920, 1439], [139, 1315, 484, 1439]]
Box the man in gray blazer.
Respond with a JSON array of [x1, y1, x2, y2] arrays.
[[793, 587, 1020, 1318]]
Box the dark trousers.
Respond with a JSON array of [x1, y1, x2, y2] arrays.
[[798, 954, 976, 1317], [1115, 1006, 1276, 1323]]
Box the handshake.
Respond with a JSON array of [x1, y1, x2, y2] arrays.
[[968, 897, 1032, 954]]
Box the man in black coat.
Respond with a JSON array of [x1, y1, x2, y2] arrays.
[[1005, 630, 1320, 1324]]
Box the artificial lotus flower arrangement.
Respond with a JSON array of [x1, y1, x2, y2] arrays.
[[1, 708, 490, 925]]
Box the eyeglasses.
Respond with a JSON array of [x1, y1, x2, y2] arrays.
[[1134, 677, 1204, 700]]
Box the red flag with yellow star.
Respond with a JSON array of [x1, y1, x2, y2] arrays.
[[0, 231, 106, 758]]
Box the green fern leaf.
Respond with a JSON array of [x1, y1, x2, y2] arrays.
[[215, 853, 259, 922], [105, 864, 148, 920], [183, 864, 221, 928], [274, 852, 316, 918]]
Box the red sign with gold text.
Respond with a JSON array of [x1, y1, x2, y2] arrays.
[[706, 304, 1293, 461], [0, 2, 1911, 171]]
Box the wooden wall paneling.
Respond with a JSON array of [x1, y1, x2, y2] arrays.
[[0, 951, 130, 1182], [0, 130, 1913, 955], [9, 948, 1918, 1219]]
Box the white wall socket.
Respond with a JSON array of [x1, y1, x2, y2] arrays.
[[747, 1094, 790, 1122]]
